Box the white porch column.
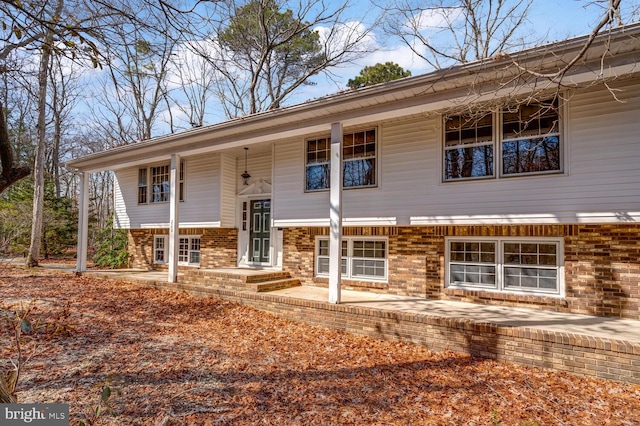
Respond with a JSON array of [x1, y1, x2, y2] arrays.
[[329, 122, 343, 304], [75, 171, 89, 273], [168, 154, 180, 283]]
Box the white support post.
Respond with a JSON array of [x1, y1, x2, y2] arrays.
[[168, 154, 180, 283], [75, 171, 89, 273], [329, 122, 343, 304]]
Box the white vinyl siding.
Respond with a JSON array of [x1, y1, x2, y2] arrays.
[[113, 154, 222, 229], [273, 79, 640, 226], [446, 237, 564, 296], [220, 153, 237, 228]]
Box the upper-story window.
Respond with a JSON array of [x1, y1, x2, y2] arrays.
[[444, 113, 494, 180], [138, 161, 185, 204], [444, 97, 561, 181], [501, 98, 560, 175], [305, 128, 377, 191]]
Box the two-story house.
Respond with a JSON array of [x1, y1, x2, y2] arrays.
[[68, 23, 640, 319]]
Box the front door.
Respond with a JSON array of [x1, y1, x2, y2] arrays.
[[250, 199, 270, 263]]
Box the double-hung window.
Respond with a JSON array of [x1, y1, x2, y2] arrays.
[[444, 113, 494, 180], [315, 237, 387, 281], [443, 98, 561, 181], [446, 238, 563, 296], [154, 235, 201, 266], [305, 128, 377, 191], [501, 99, 560, 175], [138, 161, 185, 204]]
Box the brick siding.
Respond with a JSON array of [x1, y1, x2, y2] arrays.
[[282, 224, 640, 320], [128, 228, 237, 270]]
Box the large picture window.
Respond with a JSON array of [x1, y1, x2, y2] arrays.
[[446, 238, 563, 296], [315, 237, 387, 281], [305, 129, 377, 191], [443, 98, 561, 181], [154, 235, 201, 266], [138, 161, 185, 204]]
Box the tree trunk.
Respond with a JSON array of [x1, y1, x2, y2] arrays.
[[0, 102, 31, 194], [26, 30, 56, 268]]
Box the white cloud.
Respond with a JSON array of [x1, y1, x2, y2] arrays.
[[407, 6, 464, 32]]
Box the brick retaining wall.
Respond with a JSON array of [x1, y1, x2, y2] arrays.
[[114, 274, 640, 385]]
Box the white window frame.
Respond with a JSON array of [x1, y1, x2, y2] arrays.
[[315, 236, 388, 282], [153, 235, 166, 264], [445, 237, 564, 297], [443, 97, 564, 182], [153, 234, 201, 266], [138, 160, 185, 204], [305, 128, 378, 192]]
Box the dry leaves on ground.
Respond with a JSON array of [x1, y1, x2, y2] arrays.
[[1, 265, 639, 425]]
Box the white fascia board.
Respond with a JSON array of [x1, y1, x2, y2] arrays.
[[273, 217, 397, 227], [140, 221, 222, 229], [411, 211, 640, 225]]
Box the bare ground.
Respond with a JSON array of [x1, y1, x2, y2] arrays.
[[1, 265, 639, 425]]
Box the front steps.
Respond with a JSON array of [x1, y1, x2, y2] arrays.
[[180, 268, 301, 292]]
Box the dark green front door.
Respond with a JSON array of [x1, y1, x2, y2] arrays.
[[250, 199, 270, 263]]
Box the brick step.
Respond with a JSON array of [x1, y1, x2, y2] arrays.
[[179, 269, 297, 292], [250, 278, 301, 293]]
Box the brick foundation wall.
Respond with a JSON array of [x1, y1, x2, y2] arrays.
[[282, 224, 640, 319], [129, 228, 238, 270]]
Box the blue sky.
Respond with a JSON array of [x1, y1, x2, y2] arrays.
[[291, 0, 626, 104]]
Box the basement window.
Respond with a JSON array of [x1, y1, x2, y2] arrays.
[[154, 235, 201, 266], [316, 237, 387, 281], [446, 237, 564, 296]]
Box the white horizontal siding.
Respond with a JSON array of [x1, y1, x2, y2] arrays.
[[220, 153, 236, 227], [179, 154, 221, 225], [236, 150, 272, 191], [113, 154, 222, 229], [113, 174, 129, 229], [273, 78, 640, 226]]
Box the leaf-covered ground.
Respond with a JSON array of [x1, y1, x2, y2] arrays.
[[1, 265, 639, 425]]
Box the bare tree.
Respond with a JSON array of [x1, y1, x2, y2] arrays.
[[26, 0, 65, 267], [380, 0, 535, 69], [96, 13, 180, 142], [47, 55, 83, 198], [168, 43, 219, 128]]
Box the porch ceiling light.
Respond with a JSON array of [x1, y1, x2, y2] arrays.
[[241, 147, 251, 185]]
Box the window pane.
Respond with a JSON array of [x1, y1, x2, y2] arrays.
[[306, 164, 330, 190], [352, 259, 385, 278], [504, 266, 558, 292], [343, 158, 376, 187], [317, 257, 329, 274], [502, 136, 560, 175], [444, 145, 494, 180]]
